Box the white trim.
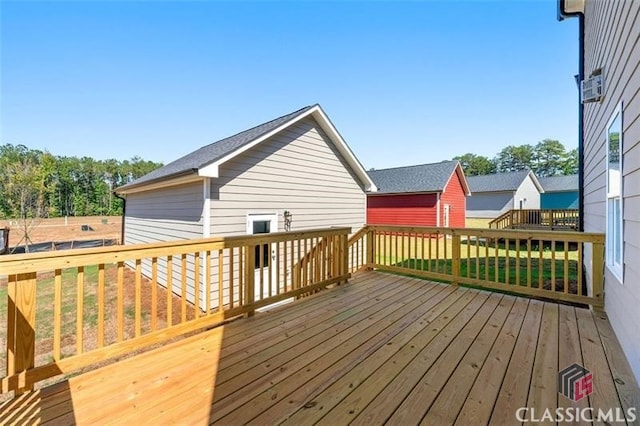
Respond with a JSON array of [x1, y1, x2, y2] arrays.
[[202, 178, 211, 238], [436, 193, 441, 227], [246, 213, 279, 235], [199, 105, 377, 192], [605, 102, 624, 283], [117, 174, 203, 195]]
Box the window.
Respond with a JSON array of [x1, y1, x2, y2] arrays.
[[606, 105, 623, 281]]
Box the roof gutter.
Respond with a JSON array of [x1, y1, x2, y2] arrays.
[[558, 0, 585, 231], [114, 169, 200, 194]]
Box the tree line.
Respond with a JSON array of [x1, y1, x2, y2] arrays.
[[0, 144, 162, 220], [453, 139, 578, 177]]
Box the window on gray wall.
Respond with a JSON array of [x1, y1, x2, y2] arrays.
[[606, 104, 623, 281]]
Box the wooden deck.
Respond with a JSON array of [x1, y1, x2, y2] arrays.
[[1, 271, 638, 425]]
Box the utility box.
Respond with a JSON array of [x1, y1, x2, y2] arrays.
[[0, 227, 9, 255]]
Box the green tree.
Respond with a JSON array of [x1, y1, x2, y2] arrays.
[[561, 148, 579, 175], [453, 153, 496, 176], [533, 139, 568, 177], [495, 145, 535, 173]]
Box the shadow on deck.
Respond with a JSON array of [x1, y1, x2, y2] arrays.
[[1, 271, 638, 425]]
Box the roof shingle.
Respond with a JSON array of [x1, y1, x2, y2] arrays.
[[118, 105, 315, 190], [367, 161, 459, 194], [466, 170, 533, 193], [538, 174, 578, 192]]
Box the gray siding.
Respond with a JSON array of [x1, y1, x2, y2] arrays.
[[514, 175, 541, 210], [466, 192, 514, 219], [206, 117, 366, 305], [582, 0, 640, 380], [125, 182, 204, 244], [209, 116, 366, 235], [124, 182, 204, 304]]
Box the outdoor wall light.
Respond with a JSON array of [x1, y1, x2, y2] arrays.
[[284, 210, 293, 231]]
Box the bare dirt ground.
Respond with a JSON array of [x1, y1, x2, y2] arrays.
[[2, 216, 122, 247]]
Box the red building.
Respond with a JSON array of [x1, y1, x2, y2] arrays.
[[367, 161, 470, 227]]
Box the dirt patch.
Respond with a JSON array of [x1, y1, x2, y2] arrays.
[[2, 216, 122, 248]]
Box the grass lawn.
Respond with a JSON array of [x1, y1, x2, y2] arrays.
[[373, 235, 581, 293]]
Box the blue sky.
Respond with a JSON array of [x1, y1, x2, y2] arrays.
[[1, 1, 578, 169]]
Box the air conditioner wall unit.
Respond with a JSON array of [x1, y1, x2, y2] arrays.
[[581, 73, 603, 103]]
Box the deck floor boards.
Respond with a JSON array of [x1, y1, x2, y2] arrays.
[[0, 271, 638, 425]]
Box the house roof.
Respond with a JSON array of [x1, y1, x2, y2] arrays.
[[538, 174, 579, 192], [367, 160, 471, 195], [466, 170, 544, 193], [116, 104, 376, 193]]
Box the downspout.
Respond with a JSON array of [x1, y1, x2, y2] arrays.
[[577, 14, 585, 232], [559, 1, 585, 231], [114, 193, 126, 245]]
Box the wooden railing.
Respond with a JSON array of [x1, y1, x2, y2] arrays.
[[347, 226, 373, 273], [489, 209, 580, 230], [0, 227, 350, 394], [351, 225, 604, 308]]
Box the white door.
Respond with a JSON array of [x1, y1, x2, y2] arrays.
[[247, 214, 277, 300], [443, 204, 450, 227]]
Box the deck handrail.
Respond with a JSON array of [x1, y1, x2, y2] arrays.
[[0, 226, 350, 394], [489, 209, 580, 230], [361, 224, 604, 309]]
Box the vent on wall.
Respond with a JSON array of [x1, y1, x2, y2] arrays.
[[582, 70, 604, 103]]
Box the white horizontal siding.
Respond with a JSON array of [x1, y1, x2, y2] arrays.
[[582, 0, 640, 380]]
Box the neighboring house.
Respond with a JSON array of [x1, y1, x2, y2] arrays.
[[465, 170, 544, 219], [115, 104, 376, 306], [559, 0, 640, 380], [366, 161, 470, 227], [539, 174, 579, 209]]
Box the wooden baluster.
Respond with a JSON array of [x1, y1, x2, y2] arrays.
[[474, 236, 479, 280], [451, 233, 461, 285], [166, 256, 173, 327], [180, 254, 187, 323], [117, 261, 125, 339], [218, 249, 224, 309], [98, 263, 105, 347], [494, 238, 499, 283], [538, 240, 544, 290], [194, 252, 201, 319], [564, 242, 569, 294], [505, 238, 510, 285], [238, 248, 243, 308], [578, 243, 583, 296], [77, 267, 84, 354], [245, 244, 256, 316], [205, 251, 211, 314], [228, 248, 234, 307], [484, 237, 489, 281], [276, 241, 281, 293], [283, 241, 288, 289], [135, 259, 142, 337], [53, 269, 62, 361], [592, 240, 605, 309], [551, 241, 556, 292], [151, 257, 158, 331], [515, 239, 520, 286], [527, 239, 532, 288], [466, 234, 471, 278]]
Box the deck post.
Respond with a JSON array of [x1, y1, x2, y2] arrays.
[[591, 240, 605, 311], [451, 233, 461, 286], [244, 245, 255, 317], [6, 272, 37, 394], [365, 227, 375, 270]]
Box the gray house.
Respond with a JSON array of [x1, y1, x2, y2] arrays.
[[560, 0, 640, 381], [465, 170, 543, 221], [116, 104, 376, 306]]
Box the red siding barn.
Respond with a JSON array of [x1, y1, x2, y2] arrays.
[[367, 161, 470, 227]]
